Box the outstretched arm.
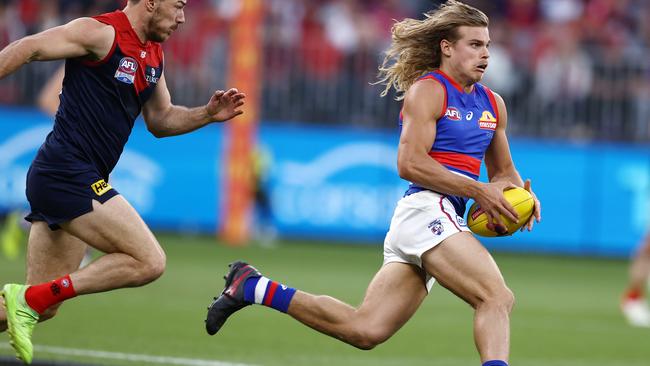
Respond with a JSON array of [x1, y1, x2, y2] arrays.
[[0, 18, 114, 80], [142, 73, 246, 137]]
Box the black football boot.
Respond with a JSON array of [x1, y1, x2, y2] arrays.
[[205, 261, 262, 335]]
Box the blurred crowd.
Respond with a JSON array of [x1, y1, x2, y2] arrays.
[[472, 0, 650, 141], [2, 0, 650, 142]]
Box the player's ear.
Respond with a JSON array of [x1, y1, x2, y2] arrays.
[[145, 0, 156, 12], [440, 39, 452, 57]]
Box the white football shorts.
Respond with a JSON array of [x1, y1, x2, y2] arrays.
[[383, 190, 470, 291]]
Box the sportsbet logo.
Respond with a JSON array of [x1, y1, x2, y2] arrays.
[[91, 179, 112, 196]]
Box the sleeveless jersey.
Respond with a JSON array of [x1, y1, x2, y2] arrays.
[[32, 10, 164, 179], [401, 70, 499, 215]]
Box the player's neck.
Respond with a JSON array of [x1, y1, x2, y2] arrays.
[[438, 66, 475, 93], [122, 5, 149, 44]]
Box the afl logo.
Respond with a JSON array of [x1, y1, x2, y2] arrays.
[[114, 57, 138, 84], [444, 107, 462, 121]]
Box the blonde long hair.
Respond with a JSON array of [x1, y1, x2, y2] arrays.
[[376, 0, 489, 100]]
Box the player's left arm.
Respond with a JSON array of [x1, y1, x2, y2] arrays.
[[38, 65, 65, 116], [484, 92, 541, 230], [142, 73, 246, 138]]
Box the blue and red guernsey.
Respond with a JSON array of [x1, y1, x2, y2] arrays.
[[402, 70, 499, 215], [32, 10, 163, 179]]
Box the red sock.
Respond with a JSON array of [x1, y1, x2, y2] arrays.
[[25, 275, 77, 314], [624, 288, 643, 301]]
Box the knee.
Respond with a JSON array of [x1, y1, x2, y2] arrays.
[[144, 251, 166, 283], [348, 328, 391, 350], [479, 286, 515, 313], [501, 287, 515, 312], [134, 250, 166, 286]]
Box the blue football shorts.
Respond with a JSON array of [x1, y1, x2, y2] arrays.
[[24, 164, 119, 230]]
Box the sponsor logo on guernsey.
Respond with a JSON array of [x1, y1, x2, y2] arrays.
[[140, 50, 147, 58], [465, 111, 474, 120], [428, 218, 444, 235], [444, 107, 462, 121], [115, 57, 138, 84], [478, 110, 497, 130], [91, 179, 113, 196], [145, 66, 160, 84]]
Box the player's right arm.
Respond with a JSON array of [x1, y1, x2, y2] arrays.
[[0, 18, 114, 80], [398, 78, 518, 227]]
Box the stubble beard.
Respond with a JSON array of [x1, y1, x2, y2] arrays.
[[146, 11, 170, 43]]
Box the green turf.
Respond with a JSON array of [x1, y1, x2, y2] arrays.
[[1, 233, 648, 366]]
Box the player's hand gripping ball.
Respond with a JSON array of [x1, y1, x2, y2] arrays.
[[467, 187, 534, 237]]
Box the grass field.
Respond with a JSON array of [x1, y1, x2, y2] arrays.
[[1, 233, 649, 366]]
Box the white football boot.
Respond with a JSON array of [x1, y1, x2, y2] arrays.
[[621, 298, 650, 327]]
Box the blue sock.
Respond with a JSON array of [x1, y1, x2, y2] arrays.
[[482, 361, 508, 366], [243, 276, 296, 313]]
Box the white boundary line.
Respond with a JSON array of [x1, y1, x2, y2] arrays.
[[0, 344, 256, 366]]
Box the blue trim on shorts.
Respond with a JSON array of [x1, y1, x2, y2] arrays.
[[404, 186, 468, 217]]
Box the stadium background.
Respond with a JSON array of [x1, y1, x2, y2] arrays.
[[1, 0, 650, 365]]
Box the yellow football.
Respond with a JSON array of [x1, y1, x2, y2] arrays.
[[467, 187, 534, 237]]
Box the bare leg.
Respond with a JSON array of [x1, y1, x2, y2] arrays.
[[422, 232, 514, 363], [621, 235, 650, 326], [287, 262, 428, 350], [2, 195, 164, 330], [0, 222, 88, 331], [60, 196, 166, 294], [627, 235, 650, 293]]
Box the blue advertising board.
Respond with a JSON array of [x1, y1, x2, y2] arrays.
[[482, 139, 650, 257], [0, 106, 224, 232], [1, 106, 648, 257], [261, 124, 404, 242]]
